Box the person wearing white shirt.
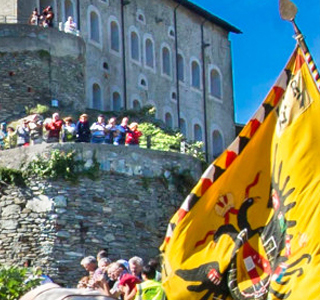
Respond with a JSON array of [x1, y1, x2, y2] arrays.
[[64, 16, 77, 34]]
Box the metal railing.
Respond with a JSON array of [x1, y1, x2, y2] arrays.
[[0, 15, 22, 24]]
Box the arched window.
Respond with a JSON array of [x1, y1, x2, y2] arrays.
[[103, 62, 109, 70], [165, 112, 173, 128], [138, 74, 148, 90], [145, 38, 154, 69], [136, 10, 146, 24], [110, 21, 120, 52], [162, 46, 171, 76], [210, 69, 222, 98], [212, 130, 223, 158], [92, 83, 101, 110], [177, 53, 184, 82], [168, 26, 175, 39], [112, 92, 122, 111], [133, 100, 141, 110], [194, 124, 202, 142], [191, 60, 200, 89], [180, 118, 187, 137], [130, 30, 140, 61], [90, 11, 100, 43], [64, 0, 74, 22], [138, 14, 145, 23]]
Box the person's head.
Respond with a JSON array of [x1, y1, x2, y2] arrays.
[[121, 117, 129, 126], [80, 256, 97, 273], [7, 126, 14, 133], [107, 262, 116, 279], [117, 259, 129, 271], [98, 257, 112, 270], [108, 117, 116, 126], [52, 113, 59, 121], [22, 119, 29, 127], [97, 249, 109, 261], [129, 122, 138, 131], [64, 117, 73, 125], [23, 259, 32, 268], [97, 114, 105, 124], [68, 16, 73, 22], [141, 265, 156, 280], [129, 256, 143, 277], [80, 114, 88, 123], [31, 114, 40, 122], [107, 262, 125, 280], [78, 275, 89, 284], [148, 258, 160, 270]]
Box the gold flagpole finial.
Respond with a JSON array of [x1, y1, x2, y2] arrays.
[[279, 0, 306, 51], [279, 0, 320, 90], [279, 0, 297, 21]]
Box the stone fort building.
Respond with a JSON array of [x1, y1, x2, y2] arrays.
[[0, 0, 240, 159]]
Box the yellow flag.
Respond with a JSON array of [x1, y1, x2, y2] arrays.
[[160, 46, 320, 300]]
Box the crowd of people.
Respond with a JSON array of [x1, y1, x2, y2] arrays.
[[29, 6, 54, 28], [78, 251, 165, 300], [0, 113, 142, 150], [28, 7, 79, 36]]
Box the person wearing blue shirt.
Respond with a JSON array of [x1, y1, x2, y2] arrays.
[[113, 117, 131, 145]]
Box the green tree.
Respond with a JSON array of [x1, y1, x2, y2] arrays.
[[0, 266, 40, 300]]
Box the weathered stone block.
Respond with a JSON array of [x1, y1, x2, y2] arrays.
[[53, 195, 67, 207], [1, 204, 20, 217], [26, 196, 53, 213]]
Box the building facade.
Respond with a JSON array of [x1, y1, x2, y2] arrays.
[[0, 0, 241, 160]]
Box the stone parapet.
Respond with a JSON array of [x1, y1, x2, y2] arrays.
[[0, 144, 202, 286], [0, 142, 202, 180]]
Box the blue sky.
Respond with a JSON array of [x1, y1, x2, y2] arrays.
[[191, 0, 320, 124]]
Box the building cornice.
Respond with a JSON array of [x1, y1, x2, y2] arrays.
[[172, 0, 242, 34]]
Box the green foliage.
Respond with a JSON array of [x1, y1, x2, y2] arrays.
[[183, 140, 206, 162], [38, 49, 50, 60], [26, 149, 101, 182], [139, 123, 182, 152], [141, 176, 152, 190], [138, 122, 205, 161], [0, 167, 25, 187], [27, 149, 80, 181], [0, 266, 40, 300], [25, 104, 50, 115]]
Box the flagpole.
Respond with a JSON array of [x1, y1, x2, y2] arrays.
[[291, 19, 320, 90], [279, 0, 320, 90]]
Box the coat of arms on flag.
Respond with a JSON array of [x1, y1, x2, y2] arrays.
[[160, 43, 320, 300]]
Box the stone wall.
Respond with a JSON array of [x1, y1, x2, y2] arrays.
[[0, 24, 86, 122], [0, 143, 202, 286], [0, 142, 203, 179]]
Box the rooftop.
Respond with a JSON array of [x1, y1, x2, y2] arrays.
[[172, 0, 242, 34]]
